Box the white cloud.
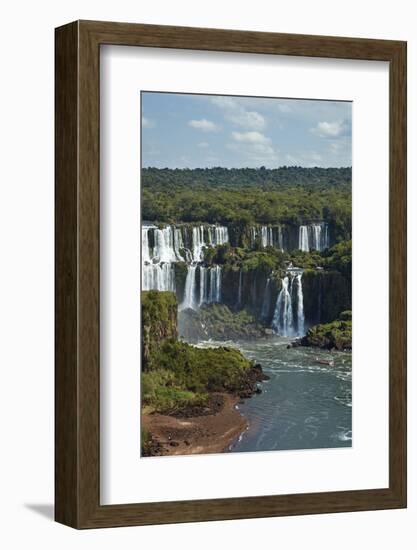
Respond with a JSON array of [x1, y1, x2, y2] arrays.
[[188, 118, 219, 132], [230, 131, 277, 165], [278, 103, 292, 113], [197, 141, 209, 148], [311, 119, 350, 138], [211, 97, 266, 130], [142, 116, 155, 129], [226, 110, 265, 130], [232, 131, 271, 144]]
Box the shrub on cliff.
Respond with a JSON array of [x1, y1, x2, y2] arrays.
[[301, 313, 352, 350]]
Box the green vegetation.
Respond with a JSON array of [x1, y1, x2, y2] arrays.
[[301, 311, 352, 350], [142, 291, 253, 414], [322, 240, 352, 277], [142, 167, 351, 241], [204, 240, 352, 280], [142, 290, 177, 367]]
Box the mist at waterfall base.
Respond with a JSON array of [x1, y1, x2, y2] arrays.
[[142, 221, 352, 453]]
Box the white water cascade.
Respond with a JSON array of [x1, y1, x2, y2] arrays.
[[209, 265, 222, 303], [209, 226, 229, 246], [272, 276, 294, 336], [199, 266, 208, 306], [251, 225, 281, 249], [142, 223, 228, 295], [295, 273, 305, 335], [299, 226, 310, 252], [298, 223, 329, 252], [142, 225, 176, 291], [180, 265, 198, 310], [272, 271, 305, 337], [181, 264, 222, 309]]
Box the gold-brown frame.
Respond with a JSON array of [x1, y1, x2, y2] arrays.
[[55, 20, 407, 528]]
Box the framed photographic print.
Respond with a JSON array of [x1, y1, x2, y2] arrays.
[[55, 20, 407, 528]]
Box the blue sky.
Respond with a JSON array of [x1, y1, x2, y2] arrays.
[[141, 92, 352, 169]]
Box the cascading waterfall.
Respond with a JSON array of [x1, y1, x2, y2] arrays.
[[312, 224, 322, 251], [142, 223, 228, 296], [272, 271, 305, 337], [180, 265, 198, 310], [199, 266, 207, 306], [209, 265, 222, 303], [153, 226, 179, 262], [272, 276, 294, 336], [295, 273, 305, 335], [142, 262, 175, 292], [299, 226, 310, 252], [213, 226, 229, 246], [180, 264, 223, 310], [298, 222, 329, 252], [142, 225, 176, 291], [142, 222, 320, 323], [142, 226, 151, 263], [252, 225, 276, 248], [250, 223, 329, 252], [192, 226, 205, 262]]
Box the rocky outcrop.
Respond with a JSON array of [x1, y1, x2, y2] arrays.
[[298, 311, 352, 350]]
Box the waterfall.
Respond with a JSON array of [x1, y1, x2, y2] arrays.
[[142, 263, 175, 292], [192, 226, 205, 262], [311, 224, 322, 251], [272, 271, 305, 337], [272, 276, 294, 336], [142, 223, 229, 302], [295, 273, 305, 335], [261, 226, 268, 247], [298, 222, 329, 252], [173, 227, 185, 260], [209, 265, 222, 303], [142, 226, 151, 263], [261, 278, 271, 319], [153, 226, 179, 263], [142, 224, 176, 291], [199, 266, 208, 305], [180, 265, 197, 310], [214, 226, 229, 245], [299, 226, 309, 252], [251, 226, 281, 249]]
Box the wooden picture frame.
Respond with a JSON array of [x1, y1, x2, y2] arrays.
[[55, 20, 407, 529]]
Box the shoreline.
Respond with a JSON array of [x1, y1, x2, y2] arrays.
[[142, 393, 248, 457]]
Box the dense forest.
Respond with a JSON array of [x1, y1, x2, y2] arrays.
[[142, 167, 352, 234]]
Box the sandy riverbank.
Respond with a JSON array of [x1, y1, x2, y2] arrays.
[[142, 394, 247, 456]]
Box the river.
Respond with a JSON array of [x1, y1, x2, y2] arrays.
[[197, 337, 352, 453]]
